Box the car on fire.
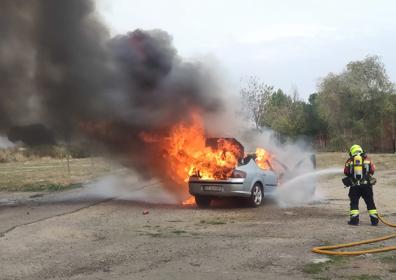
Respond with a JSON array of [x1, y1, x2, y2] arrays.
[[188, 138, 278, 208]]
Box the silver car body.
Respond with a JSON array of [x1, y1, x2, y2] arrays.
[[189, 159, 278, 198]]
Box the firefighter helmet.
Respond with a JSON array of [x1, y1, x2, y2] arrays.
[[349, 144, 363, 156]]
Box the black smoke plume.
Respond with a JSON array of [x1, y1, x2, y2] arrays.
[[0, 0, 224, 194]]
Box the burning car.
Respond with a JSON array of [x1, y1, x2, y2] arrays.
[[138, 113, 278, 207], [188, 138, 278, 207]]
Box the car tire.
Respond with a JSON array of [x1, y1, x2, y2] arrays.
[[195, 195, 211, 208], [249, 183, 263, 207]]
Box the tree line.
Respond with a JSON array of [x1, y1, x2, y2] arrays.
[[240, 56, 396, 153]]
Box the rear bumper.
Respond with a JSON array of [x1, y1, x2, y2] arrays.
[[188, 178, 250, 197]]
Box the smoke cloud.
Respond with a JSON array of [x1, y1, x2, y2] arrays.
[[0, 0, 225, 195], [1, 0, 318, 204]]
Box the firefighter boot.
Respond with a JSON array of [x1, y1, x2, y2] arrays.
[[348, 210, 359, 225], [370, 215, 379, 226], [348, 215, 359, 225], [369, 210, 379, 226]]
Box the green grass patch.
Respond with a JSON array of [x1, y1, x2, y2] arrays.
[[171, 230, 187, 235], [302, 262, 326, 274], [378, 253, 396, 263], [18, 182, 82, 192], [147, 232, 163, 238], [138, 228, 189, 238], [328, 255, 347, 265], [348, 275, 381, 280], [302, 255, 348, 275], [200, 218, 227, 225]]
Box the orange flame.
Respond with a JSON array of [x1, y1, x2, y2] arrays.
[[140, 112, 272, 205], [141, 112, 243, 184], [181, 196, 196, 206], [255, 147, 271, 170]]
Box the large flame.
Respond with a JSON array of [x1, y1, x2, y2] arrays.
[[140, 112, 243, 184], [140, 112, 272, 186]]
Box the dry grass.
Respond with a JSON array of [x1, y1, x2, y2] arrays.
[[0, 145, 93, 163], [1, 151, 394, 192], [0, 147, 27, 162], [316, 152, 396, 169], [0, 157, 114, 191]]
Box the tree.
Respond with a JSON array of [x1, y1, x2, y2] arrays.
[[239, 56, 395, 152], [316, 55, 395, 151], [240, 76, 274, 129], [305, 93, 328, 148], [260, 89, 311, 141]]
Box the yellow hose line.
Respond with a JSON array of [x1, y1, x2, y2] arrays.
[[312, 214, 396, 256], [378, 214, 396, 227]]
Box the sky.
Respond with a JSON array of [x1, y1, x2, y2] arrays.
[[97, 0, 396, 99]]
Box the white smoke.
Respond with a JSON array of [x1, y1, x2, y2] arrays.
[[0, 136, 15, 149], [82, 175, 179, 204], [201, 83, 324, 207], [30, 173, 179, 205], [241, 129, 320, 207]]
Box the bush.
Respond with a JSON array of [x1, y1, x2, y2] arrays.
[[0, 147, 27, 162]]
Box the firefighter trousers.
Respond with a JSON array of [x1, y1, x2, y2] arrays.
[[348, 184, 376, 213]]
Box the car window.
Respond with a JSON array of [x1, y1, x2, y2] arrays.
[[239, 154, 256, 166]]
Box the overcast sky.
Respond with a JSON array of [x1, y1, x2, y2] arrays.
[[97, 0, 396, 99]]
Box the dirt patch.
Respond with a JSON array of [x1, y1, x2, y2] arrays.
[[0, 153, 395, 279]]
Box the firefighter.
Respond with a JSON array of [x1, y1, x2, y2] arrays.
[[343, 144, 378, 226]]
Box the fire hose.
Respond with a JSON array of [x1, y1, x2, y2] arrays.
[[312, 214, 396, 256]]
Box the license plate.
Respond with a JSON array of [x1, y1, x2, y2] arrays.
[[202, 185, 223, 192]]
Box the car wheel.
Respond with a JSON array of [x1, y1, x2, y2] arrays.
[[195, 195, 211, 208], [249, 183, 263, 207]]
